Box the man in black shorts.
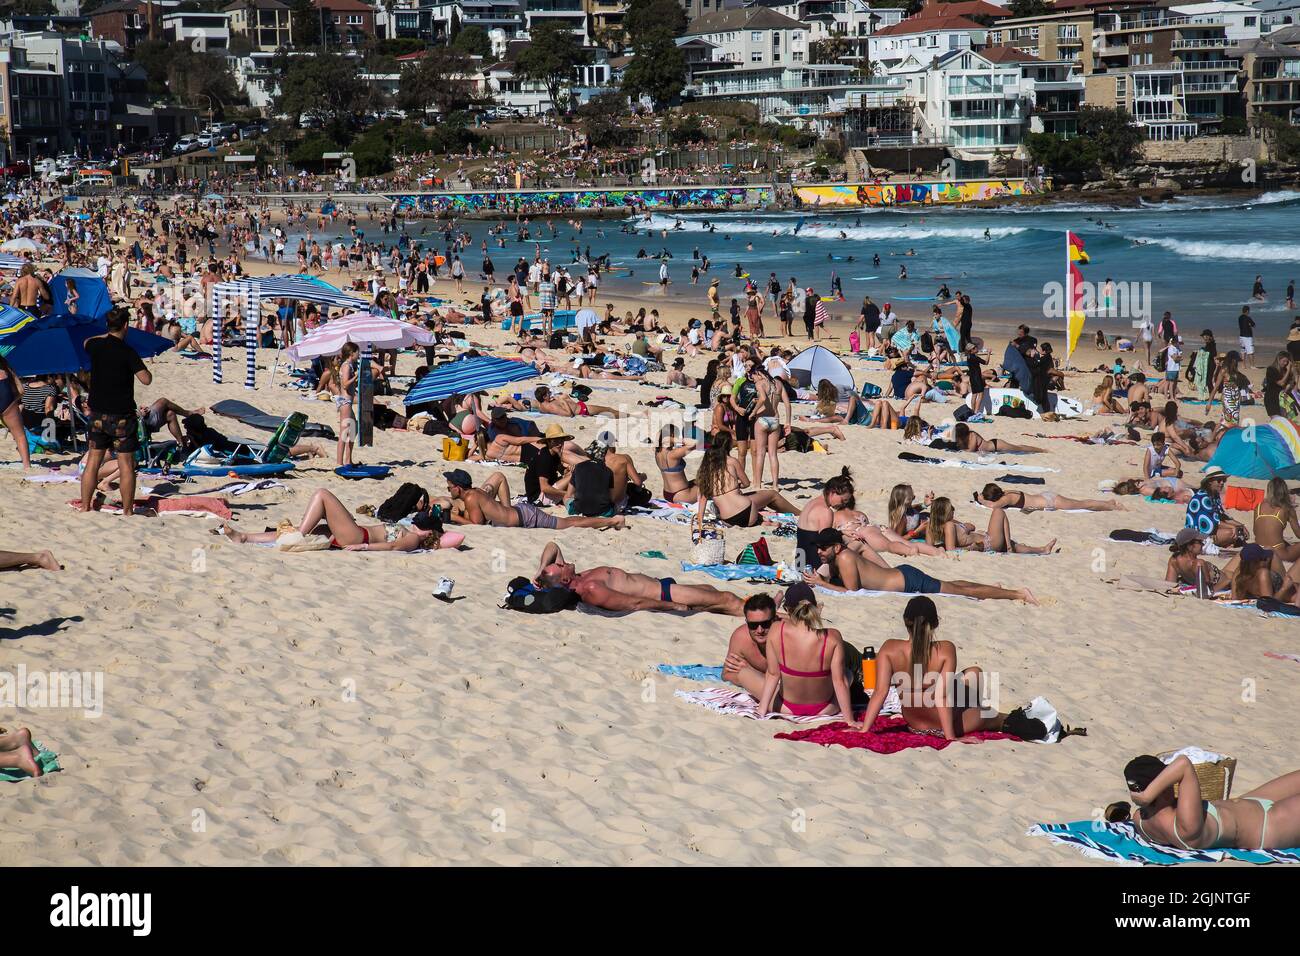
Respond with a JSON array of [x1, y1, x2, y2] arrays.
[[79, 308, 152, 516], [804, 529, 1036, 604]]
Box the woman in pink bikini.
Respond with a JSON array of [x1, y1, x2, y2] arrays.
[[757, 583, 859, 724]]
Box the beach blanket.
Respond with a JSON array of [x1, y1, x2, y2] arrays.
[[1026, 821, 1300, 866], [657, 664, 724, 682], [0, 740, 59, 781], [674, 685, 901, 722], [776, 716, 1018, 753], [68, 495, 233, 518], [21, 470, 81, 484], [897, 452, 1058, 474], [1109, 528, 1176, 546], [681, 562, 784, 581]]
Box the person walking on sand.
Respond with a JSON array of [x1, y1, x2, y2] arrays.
[[78, 308, 152, 517]]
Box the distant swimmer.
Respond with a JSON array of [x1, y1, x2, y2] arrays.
[[872, 253, 881, 267], [1130, 239, 1149, 248], [983, 228, 991, 240], [899, 265, 909, 280], [1253, 274, 1268, 300], [734, 263, 745, 278], [674, 219, 684, 230], [746, 242, 753, 251], [839, 231, 847, 240]]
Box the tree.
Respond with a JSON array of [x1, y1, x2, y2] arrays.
[[576, 92, 633, 148], [397, 48, 477, 118], [288, 0, 322, 48], [1006, 0, 1051, 17], [1076, 105, 1144, 169], [621, 30, 686, 110], [4, 0, 55, 13], [515, 21, 589, 115], [452, 25, 493, 58], [624, 0, 686, 40], [275, 52, 366, 126]]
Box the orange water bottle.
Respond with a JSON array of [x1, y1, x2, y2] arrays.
[[861, 646, 876, 691]]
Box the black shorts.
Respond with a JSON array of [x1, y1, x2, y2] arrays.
[[733, 415, 753, 441], [88, 411, 139, 454]]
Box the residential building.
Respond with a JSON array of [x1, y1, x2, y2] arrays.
[[161, 12, 232, 50], [229, 50, 281, 112], [524, 0, 590, 43], [482, 39, 609, 113], [224, 0, 292, 52], [88, 0, 179, 53], [585, 0, 627, 49], [313, 0, 377, 46], [1256, 0, 1300, 32], [753, 0, 907, 63], [1236, 34, 1300, 123], [986, 9, 1097, 73], [682, 7, 810, 68], [867, 1, 1009, 70]]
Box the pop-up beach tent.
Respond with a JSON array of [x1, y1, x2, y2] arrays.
[[49, 267, 113, 320], [1205, 416, 1300, 480], [787, 345, 854, 393]]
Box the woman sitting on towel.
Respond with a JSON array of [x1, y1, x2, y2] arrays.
[[952, 423, 1043, 455], [220, 488, 462, 552], [1231, 543, 1300, 604], [857, 596, 1007, 740], [927, 496, 1056, 555], [756, 583, 858, 724], [1108, 754, 1300, 850], [1165, 528, 1236, 593], [694, 432, 800, 528]]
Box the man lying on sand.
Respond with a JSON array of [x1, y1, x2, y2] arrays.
[[975, 483, 1124, 513], [444, 469, 624, 530], [535, 540, 745, 615], [805, 529, 1038, 604], [533, 385, 622, 418]]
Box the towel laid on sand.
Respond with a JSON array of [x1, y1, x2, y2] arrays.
[[776, 716, 1018, 753], [1109, 528, 1177, 546], [657, 664, 724, 682], [898, 451, 1058, 474], [0, 740, 59, 781], [681, 562, 784, 581], [1027, 821, 1300, 866], [1266, 651, 1300, 663], [674, 686, 901, 723], [68, 496, 233, 519]]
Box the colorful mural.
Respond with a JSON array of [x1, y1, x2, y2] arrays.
[[793, 179, 1045, 208], [385, 186, 770, 214]]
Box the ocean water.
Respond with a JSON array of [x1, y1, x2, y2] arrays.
[[312, 188, 1300, 341]]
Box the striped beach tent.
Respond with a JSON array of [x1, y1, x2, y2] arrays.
[[404, 355, 538, 407], [1205, 416, 1300, 480], [208, 274, 367, 388]]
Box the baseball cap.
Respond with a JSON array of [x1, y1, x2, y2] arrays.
[[782, 582, 817, 610], [1173, 528, 1206, 548], [1241, 543, 1271, 563], [443, 469, 472, 489]]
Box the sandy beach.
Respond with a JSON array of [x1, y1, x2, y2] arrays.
[[1, 257, 1297, 867]]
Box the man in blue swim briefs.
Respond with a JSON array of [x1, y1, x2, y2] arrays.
[[535, 541, 747, 616], [804, 529, 1036, 604]]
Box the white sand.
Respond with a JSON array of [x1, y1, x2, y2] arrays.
[[1, 272, 1296, 866]]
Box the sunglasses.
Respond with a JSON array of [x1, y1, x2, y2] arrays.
[[746, 617, 775, 632]]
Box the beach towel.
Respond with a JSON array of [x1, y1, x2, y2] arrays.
[[1026, 821, 1300, 866], [68, 496, 233, 519], [997, 475, 1046, 485], [1222, 485, 1265, 512], [681, 562, 786, 582], [674, 686, 900, 722], [0, 740, 59, 781], [776, 716, 1018, 753], [897, 452, 1057, 474], [191, 479, 287, 497], [657, 664, 724, 682], [1265, 651, 1300, 664]]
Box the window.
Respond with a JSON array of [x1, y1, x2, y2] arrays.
[[1115, 76, 1127, 98], [751, 51, 763, 62], [752, 31, 762, 42]]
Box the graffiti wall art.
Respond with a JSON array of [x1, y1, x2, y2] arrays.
[[385, 187, 771, 214], [793, 179, 1044, 208]]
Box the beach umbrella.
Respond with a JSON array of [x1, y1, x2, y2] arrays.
[[404, 355, 538, 407], [286, 313, 435, 361], [0, 311, 173, 377], [17, 219, 60, 230], [202, 194, 225, 203], [0, 253, 27, 272], [1, 236, 43, 254], [1205, 417, 1300, 481]]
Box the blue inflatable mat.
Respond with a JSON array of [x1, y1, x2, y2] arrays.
[[335, 465, 391, 480]]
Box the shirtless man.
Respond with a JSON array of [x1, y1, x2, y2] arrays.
[[593, 434, 645, 509], [532, 384, 622, 418], [8, 264, 53, 316], [806, 529, 1037, 604], [536, 540, 744, 615], [444, 469, 623, 530], [975, 483, 1124, 513]]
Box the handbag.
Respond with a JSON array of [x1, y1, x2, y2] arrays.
[[690, 507, 726, 565]]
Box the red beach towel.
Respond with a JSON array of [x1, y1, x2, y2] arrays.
[[775, 716, 1019, 753]]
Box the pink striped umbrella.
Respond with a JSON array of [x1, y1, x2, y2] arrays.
[[285, 312, 436, 360]]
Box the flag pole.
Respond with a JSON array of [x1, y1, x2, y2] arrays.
[[1064, 231, 1070, 369]]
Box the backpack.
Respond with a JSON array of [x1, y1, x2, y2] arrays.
[[502, 576, 579, 614], [735, 536, 773, 566], [785, 429, 813, 453], [377, 482, 428, 522]]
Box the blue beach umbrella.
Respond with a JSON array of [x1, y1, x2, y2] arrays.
[[404, 355, 538, 407], [0, 310, 173, 376]]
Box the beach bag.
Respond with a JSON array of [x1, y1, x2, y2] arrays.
[[690, 512, 726, 565], [735, 537, 773, 566], [849, 331, 860, 353], [502, 576, 579, 614], [377, 482, 428, 523], [442, 436, 468, 461], [953, 403, 975, 422], [860, 382, 882, 399], [625, 484, 653, 510]]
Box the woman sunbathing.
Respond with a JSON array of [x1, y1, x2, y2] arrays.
[[952, 423, 1043, 455], [0, 726, 43, 777], [856, 596, 1007, 740], [832, 495, 944, 558], [756, 583, 858, 724], [1112, 476, 1193, 504], [220, 488, 458, 552], [694, 432, 800, 528], [975, 483, 1124, 513], [927, 496, 1056, 554], [1109, 754, 1300, 850]]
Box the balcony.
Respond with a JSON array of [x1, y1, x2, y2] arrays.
[[1181, 59, 1241, 72], [1183, 80, 1237, 92], [1171, 37, 1228, 50]]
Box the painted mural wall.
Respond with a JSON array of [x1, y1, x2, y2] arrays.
[[793, 179, 1044, 208], [385, 186, 771, 214]]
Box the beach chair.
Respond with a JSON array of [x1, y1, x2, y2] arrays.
[[169, 412, 305, 477]]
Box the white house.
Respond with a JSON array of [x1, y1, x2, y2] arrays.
[[160, 12, 232, 51], [682, 6, 811, 68], [867, 0, 1008, 69]]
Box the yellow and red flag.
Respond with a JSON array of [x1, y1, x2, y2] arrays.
[[1068, 231, 1089, 263], [1066, 231, 1088, 361]]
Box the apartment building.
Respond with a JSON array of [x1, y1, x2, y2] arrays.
[[160, 12, 231, 50], [313, 0, 377, 46], [682, 7, 811, 68], [88, 0, 179, 53], [524, 0, 590, 43], [1237, 34, 1300, 122], [224, 0, 293, 52], [585, 0, 626, 48], [867, 1, 1008, 69], [986, 9, 1097, 73]]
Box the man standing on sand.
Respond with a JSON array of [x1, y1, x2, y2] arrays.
[[1238, 305, 1256, 368], [8, 263, 52, 316], [79, 308, 152, 517], [535, 540, 746, 616]]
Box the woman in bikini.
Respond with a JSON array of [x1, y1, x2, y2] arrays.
[[221, 488, 460, 552], [1252, 478, 1300, 562], [856, 596, 1006, 740], [756, 583, 857, 723], [1091, 375, 1127, 415], [747, 366, 790, 490], [952, 422, 1043, 455], [832, 492, 945, 558], [655, 425, 698, 504], [694, 432, 800, 529], [887, 484, 930, 540], [927, 496, 1057, 554], [1231, 543, 1300, 604], [1165, 529, 1236, 593], [0, 355, 31, 470], [1113, 476, 1194, 504], [1110, 754, 1300, 851], [975, 483, 1124, 513]]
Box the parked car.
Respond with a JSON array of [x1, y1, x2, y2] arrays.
[[172, 135, 201, 155], [1, 161, 31, 177]]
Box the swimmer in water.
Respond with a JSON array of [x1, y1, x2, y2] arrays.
[[983, 228, 991, 240], [899, 265, 908, 280], [839, 231, 847, 240], [746, 242, 753, 251]]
